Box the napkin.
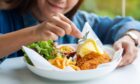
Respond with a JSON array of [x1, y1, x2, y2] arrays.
[[79, 22, 104, 54], [22, 46, 61, 71]]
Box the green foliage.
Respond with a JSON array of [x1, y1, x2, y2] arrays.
[[27, 40, 57, 60], [80, 0, 140, 20], [24, 40, 57, 65]]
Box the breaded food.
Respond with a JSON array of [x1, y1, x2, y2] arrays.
[[77, 39, 104, 57], [76, 38, 111, 70], [76, 52, 111, 70]]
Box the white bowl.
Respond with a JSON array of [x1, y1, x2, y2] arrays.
[[25, 44, 122, 81]]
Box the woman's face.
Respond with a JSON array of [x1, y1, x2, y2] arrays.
[[34, 0, 79, 21]]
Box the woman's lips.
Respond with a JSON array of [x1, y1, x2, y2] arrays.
[[47, 1, 65, 12]]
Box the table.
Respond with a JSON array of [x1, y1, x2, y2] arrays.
[[0, 49, 140, 84]]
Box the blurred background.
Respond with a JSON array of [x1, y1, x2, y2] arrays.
[[80, 0, 140, 20]]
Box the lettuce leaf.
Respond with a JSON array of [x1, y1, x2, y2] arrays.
[[24, 40, 57, 65]]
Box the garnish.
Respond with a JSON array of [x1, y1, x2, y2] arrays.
[[24, 40, 57, 65]]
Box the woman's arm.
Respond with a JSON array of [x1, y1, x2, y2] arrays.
[[0, 26, 38, 58], [0, 13, 82, 59]]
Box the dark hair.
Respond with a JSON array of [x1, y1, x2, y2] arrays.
[[0, 0, 83, 19], [65, 0, 84, 19], [0, 0, 33, 10]]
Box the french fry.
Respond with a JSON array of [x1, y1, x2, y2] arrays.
[[49, 55, 80, 70]]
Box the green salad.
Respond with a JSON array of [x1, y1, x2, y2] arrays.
[[24, 40, 57, 65]]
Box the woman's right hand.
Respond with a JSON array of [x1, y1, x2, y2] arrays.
[[33, 13, 82, 41]]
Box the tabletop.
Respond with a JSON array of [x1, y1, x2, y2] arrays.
[[0, 49, 140, 84]]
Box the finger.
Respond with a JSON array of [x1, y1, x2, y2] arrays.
[[117, 61, 124, 67], [70, 22, 83, 38], [44, 31, 58, 40], [118, 45, 138, 67], [130, 47, 138, 62], [118, 55, 134, 67], [58, 13, 82, 38], [118, 55, 130, 67], [50, 16, 72, 35], [117, 43, 131, 67], [113, 42, 122, 51], [117, 53, 133, 67], [46, 22, 65, 37]]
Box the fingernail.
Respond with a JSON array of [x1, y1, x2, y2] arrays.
[[77, 33, 83, 38]]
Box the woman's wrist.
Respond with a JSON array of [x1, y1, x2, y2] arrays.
[[124, 30, 140, 46]]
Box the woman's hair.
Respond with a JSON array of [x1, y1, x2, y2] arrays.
[[0, 0, 84, 19], [0, 0, 33, 10], [65, 0, 84, 19]]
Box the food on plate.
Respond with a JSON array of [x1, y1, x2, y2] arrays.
[[77, 39, 104, 57], [49, 54, 80, 70], [76, 39, 111, 70], [58, 45, 76, 58], [24, 38, 111, 71], [76, 52, 111, 70], [24, 40, 57, 65], [24, 40, 80, 70]]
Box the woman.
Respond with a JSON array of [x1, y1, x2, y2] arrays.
[[0, 0, 140, 67]]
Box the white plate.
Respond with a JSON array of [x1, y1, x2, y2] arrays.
[[25, 44, 122, 81]]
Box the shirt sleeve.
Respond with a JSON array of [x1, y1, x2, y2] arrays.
[[73, 11, 140, 44]]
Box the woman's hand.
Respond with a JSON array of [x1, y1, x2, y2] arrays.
[[113, 32, 139, 67], [33, 13, 82, 41]]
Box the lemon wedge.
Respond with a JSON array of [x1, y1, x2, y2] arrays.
[[77, 39, 104, 57]]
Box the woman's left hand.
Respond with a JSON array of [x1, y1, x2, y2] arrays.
[[113, 35, 138, 67]]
